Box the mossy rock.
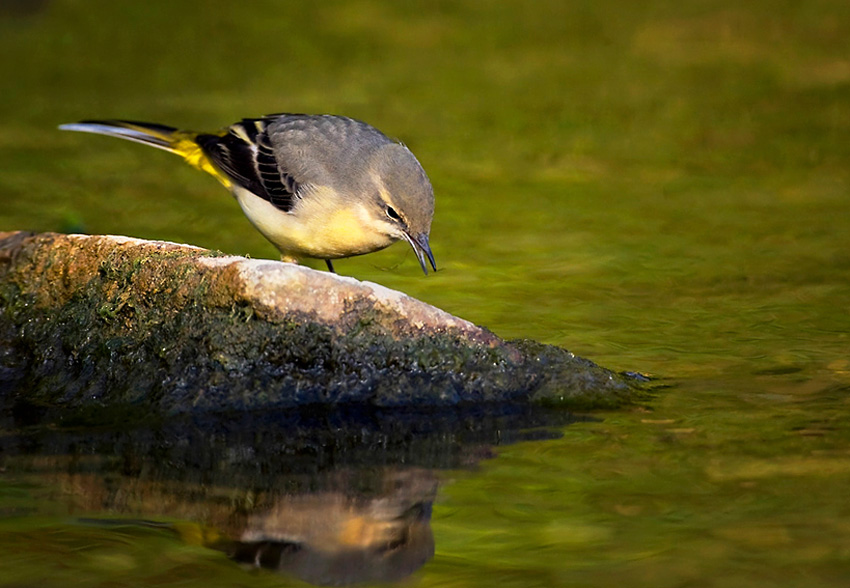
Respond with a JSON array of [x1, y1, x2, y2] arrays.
[[0, 231, 648, 418]]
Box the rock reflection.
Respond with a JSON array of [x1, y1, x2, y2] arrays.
[[1, 404, 585, 585]]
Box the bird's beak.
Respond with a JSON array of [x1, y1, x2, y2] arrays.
[[402, 231, 437, 275]]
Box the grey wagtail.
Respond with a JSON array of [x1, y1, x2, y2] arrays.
[[59, 114, 437, 274]]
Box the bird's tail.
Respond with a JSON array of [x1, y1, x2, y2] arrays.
[[58, 120, 229, 186]]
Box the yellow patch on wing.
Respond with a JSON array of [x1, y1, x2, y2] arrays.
[[172, 131, 233, 189]]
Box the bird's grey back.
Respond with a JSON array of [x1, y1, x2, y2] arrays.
[[267, 115, 396, 194]]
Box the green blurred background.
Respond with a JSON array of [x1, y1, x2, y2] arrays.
[[2, 0, 848, 376], [2, 1, 850, 586]]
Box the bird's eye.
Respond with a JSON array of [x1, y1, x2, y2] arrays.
[[386, 206, 402, 221]]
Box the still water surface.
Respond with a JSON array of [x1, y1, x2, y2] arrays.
[[1, 1, 849, 586]]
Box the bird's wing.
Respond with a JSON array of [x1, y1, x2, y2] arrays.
[[196, 118, 300, 213]]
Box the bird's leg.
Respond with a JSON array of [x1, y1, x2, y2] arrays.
[[325, 259, 336, 273], [280, 254, 298, 264]]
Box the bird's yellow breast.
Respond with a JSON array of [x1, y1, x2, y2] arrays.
[[232, 185, 395, 260]]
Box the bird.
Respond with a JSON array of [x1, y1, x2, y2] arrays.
[[58, 114, 437, 274]]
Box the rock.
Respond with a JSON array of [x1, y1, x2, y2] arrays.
[[0, 231, 646, 416]]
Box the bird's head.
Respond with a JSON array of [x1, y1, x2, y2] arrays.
[[365, 143, 437, 274]]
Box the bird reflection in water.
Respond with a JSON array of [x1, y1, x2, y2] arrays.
[[228, 475, 435, 585]]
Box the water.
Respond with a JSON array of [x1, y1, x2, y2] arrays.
[[2, 0, 850, 586]]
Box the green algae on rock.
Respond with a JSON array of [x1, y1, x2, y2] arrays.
[[0, 231, 645, 414]]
